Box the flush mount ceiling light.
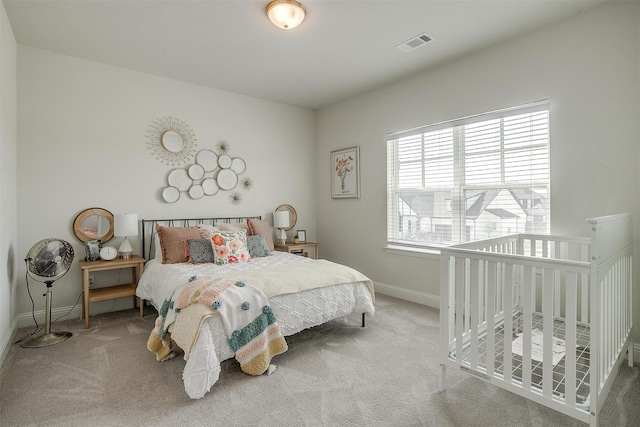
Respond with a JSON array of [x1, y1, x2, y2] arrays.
[[266, 0, 307, 30]]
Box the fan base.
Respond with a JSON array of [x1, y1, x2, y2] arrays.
[[21, 331, 72, 348]]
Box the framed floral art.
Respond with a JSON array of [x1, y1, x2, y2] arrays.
[[331, 146, 360, 199]]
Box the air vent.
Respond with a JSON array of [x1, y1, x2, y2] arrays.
[[395, 33, 433, 53]]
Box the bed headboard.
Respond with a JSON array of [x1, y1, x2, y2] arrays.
[[141, 216, 261, 261]]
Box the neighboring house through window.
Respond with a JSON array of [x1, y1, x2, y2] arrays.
[[387, 101, 550, 249]]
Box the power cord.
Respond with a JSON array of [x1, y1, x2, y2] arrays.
[[14, 258, 83, 344]]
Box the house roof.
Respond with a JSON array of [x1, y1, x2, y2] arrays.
[[398, 188, 547, 219]]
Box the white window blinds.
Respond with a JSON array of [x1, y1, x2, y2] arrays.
[[387, 101, 550, 248]]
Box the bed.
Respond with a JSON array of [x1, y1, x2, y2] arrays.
[[136, 216, 375, 399], [439, 213, 633, 426]]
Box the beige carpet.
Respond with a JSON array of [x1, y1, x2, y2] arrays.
[[1, 294, 638, 426]]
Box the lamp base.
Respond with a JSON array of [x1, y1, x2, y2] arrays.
[[276, 228, 287, 245], [21, 331, 72, 348]]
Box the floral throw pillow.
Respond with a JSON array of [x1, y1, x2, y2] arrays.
[[247, 235, 270, 258], [211, 230, 252, 265]]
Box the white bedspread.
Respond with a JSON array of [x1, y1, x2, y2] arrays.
[[137, 251, 375, 399]]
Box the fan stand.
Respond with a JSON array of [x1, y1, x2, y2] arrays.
[[21, 280, 72, 348]]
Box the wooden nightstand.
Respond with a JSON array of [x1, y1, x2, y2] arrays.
[[274, 242, 319, 259], [79, 255, 145, 328]]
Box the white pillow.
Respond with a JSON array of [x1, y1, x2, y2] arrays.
[[153, 232, 162, 260]]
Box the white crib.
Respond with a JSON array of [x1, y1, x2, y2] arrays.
[[439, 213, 633, 426]]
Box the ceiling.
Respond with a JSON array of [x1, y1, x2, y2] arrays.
[[3, 0, 610, 110]]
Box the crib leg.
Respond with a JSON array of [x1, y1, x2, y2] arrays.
[[440, 363, 447, 391], [362, 313, 365, 327]]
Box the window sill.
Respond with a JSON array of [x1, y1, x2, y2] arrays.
[[384, 245, 441, 260]]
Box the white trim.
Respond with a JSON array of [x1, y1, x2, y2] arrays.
[[0, 317, 18, 369], [373, 280, 439, 309], [15, 299, 135, 329], [384, 245, 441, 260]]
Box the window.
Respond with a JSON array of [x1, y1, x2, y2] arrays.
[[387, 101, 550, 248]]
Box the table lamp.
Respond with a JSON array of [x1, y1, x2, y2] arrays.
[[114, 213, 138, 258], [274, 210, 289, 244]]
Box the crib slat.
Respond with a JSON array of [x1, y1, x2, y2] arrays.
[[581, 244, 589, 323], [542, 268, 554, 398], [448, 256, 456, 343], [455, 257, 464, 364], [440, 254, 451, 391], [565, 271, 578, 408], [554, 241, 562, 317], [464, 258, 471, 341], [503, 263, 513, 384], [522, 265, 533, 392], [469, 259, 479, 370], [486, 261, 496, 378]]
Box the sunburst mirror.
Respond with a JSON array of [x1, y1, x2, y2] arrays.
[[146, 117, 197, 166]]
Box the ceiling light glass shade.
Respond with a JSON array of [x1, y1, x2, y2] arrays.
[[266, 0, 306, 30]]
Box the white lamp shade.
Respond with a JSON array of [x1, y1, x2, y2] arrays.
[[114, 213, 138, 237], [274, 211, 290, 229]]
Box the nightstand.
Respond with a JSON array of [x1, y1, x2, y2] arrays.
[[79, 255, 145, 328], [274, 242, 319, 259]]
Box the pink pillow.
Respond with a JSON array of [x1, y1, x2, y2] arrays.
[[156, 224, 201, 264], [211, 230, 252, 265], [247, 218, 275, 251]]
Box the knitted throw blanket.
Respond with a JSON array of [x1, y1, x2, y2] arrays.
[[147, 276, 288, 376]]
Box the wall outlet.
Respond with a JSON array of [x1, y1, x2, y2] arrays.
[[88, 275, 94, 288]]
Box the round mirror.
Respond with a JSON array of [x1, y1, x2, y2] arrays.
[[217, 169, 238, 190], [275, 204, 297, 231], [161, 130, 185, 153], [73, 208, 114, 242]]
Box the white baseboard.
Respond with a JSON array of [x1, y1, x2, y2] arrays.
[[0, 317, 18, 369], [372, 280, 439, 309], [15, 298, 135, 330]]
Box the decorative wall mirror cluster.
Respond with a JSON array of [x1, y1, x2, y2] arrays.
[[275, 204, 297, 231], [73, 207, 114, 242], [161, 141, 250, 205]]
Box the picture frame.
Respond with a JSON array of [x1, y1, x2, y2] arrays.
[[297, 230, 306, 242], [84, 239, 102, 261], [331, 146, 360, 199]]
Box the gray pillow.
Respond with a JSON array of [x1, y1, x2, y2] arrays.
[[247, 235, 270, 258], [186, 239, 214, 264]]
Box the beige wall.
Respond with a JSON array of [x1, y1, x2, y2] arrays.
[[0, 1, 18, 364], [15, 46, 317, 323], [316, 2, 640, 347]]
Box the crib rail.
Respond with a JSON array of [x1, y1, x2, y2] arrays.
[[588, 213, 633, 417], [440, 213, 633, 426]]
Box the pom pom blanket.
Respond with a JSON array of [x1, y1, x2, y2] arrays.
[[148, 276, 288, 376]]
